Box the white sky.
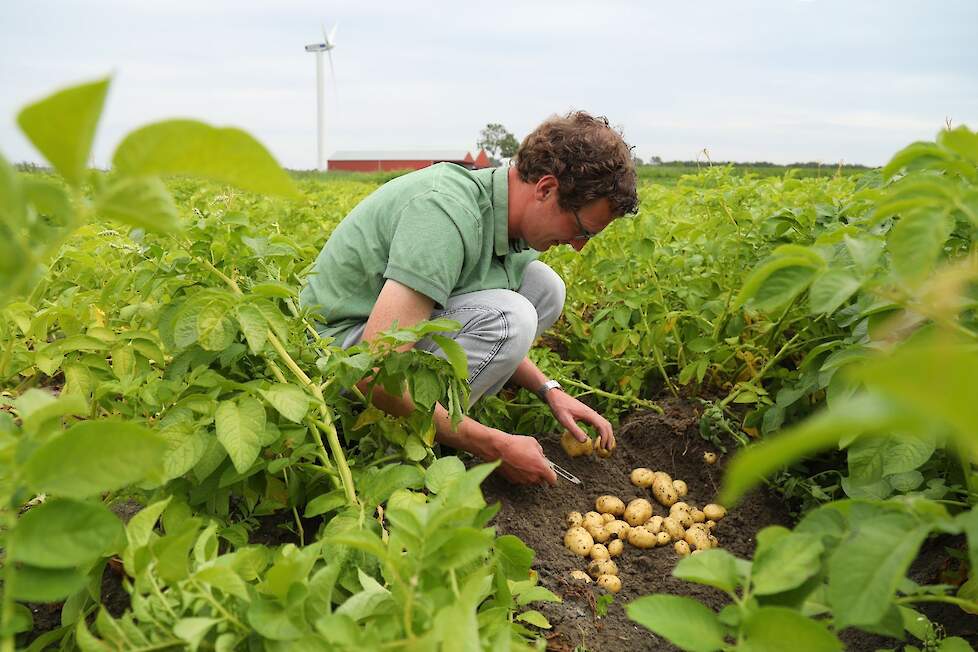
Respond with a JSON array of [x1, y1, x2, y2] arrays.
[[2, 0, 977, 168]]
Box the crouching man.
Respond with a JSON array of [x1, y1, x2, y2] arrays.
[[300, 111, 638, 485]]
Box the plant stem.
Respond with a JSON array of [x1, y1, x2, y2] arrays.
[[896, 594, 978, 612], [555, 376, 663, 413]]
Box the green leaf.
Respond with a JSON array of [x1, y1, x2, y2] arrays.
[[126, 497, 172, 548], [938, 126, 978, 163], [361, 464, 424, 506], [11, 499, 124, 568], [17, 78, 109, 186], [215, 397, 266, 473], [304, 490, 347, 518], [173, 618, 219, 651], [846, 434, 935, 485], [828, 513, 929, 628], [24, 420, 166, 498], [736, 256, 821, 312], [425, 456, 466, 494], [672, 548, 744, 595], [160, 413, 210, 482], [937, 638, 974, 652], [808, 269, 861, 315], [956, 508, 978, 573], [193, 565, 250, 601], [626, 595, 727, 652], [516, 610, 551, 629], [888, 210, 953, 284], [431, 334, 469, 380], [495, 535, 535, 581], [197, 301, 238, 351], [720, 393, 907, 505], [8, 565, 87, 602], [112, 119, 299, 198], [247, 595, 306, 640], [259, 384, 311, 423], [236, 303, 268, 354], [95, 176, 179, 232], [740, 607, 842, 652], [23, 176, 72, 222], [751, 532, 824, 595], [844, 235, 884, 275], [437, 527, 494, 569]]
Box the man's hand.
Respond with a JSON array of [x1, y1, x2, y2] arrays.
[[546, 389, 615, 451], [496, 433, 558, 486]]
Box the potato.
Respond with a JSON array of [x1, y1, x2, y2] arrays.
[[589, 525, 611, 544], [605, 520, 630, 540], [685, 527, 712, 551], [623, 499, 653, 526], [590, 543, 610, 561], [671, 508, 693, 528], [703, 452, 717, 465], [673, 479, 688, 497], [567, 511, 583, 528], [601, 512, 615, 524], [588, 559, 619, 578], [583, 512, 604, 531], [561, 431, 593, 458], [646, 515, 664, 534], [691, 509, 706, 524], [675, 540, 691, 556], [627, 526, 657, 549], [662, 517, 685, 541], [656, 531, 671, 546], [708, 535, 719, 548], [607, 539, 624, 557], [570, 570, 592, 583], [564, 527, 594, 556], [703, 504, 727, 521], [595, 438, 615, 458], [630, 467, 655, 488], [595, 495, 626, 516], [652, 473, 679, 507], [671, 502, 690, 513], [597, 574, 622, 593], [706, 520, 717, 531]]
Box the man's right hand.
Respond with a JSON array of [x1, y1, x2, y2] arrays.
[[496, 434, 558, 486]]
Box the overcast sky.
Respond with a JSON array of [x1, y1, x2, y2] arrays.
[[2, 1, 977, 168]]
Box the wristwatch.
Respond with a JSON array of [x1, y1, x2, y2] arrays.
[[535, 379, 562, 401]]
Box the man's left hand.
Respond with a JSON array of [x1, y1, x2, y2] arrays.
[[546, 389, 615, 452]]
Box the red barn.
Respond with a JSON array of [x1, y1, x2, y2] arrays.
[[327, 150, 492, 172]]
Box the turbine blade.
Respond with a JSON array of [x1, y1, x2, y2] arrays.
[[327, 49, 338, 101], [328, 23, 338, 47]]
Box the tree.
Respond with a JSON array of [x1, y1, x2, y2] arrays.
[[477, 123, 519, 165]]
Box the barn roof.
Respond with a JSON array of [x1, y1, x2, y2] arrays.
[[329, 150, 474, 162]]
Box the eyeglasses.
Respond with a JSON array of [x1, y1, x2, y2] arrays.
[[572, 209, 597, 241]]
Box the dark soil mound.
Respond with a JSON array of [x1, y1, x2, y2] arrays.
[[482, 398, 793, 651]]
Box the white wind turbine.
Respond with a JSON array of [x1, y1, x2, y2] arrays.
[[305, 24, 338, 171]]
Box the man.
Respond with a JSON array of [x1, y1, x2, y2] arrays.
[[300, 111, 639, 485]]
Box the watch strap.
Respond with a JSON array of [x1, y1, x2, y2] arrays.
[[536, 379, 562, 400]]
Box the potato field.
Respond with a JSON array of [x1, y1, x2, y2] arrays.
[[2, 79, 978, 651]]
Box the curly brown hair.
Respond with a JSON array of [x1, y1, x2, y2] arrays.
[[514, 111, 638, 216]]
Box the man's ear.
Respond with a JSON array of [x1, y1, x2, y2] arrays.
[[534, 175, 559, 201]]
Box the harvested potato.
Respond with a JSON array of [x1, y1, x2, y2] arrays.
[[583, 512, 604, 531], [652, 473, 679, 507], [561, 431, 593, 458], [630, 467, 655, 488], [605, 520, 630, 540], [607, 539, 624, 557], [564, 527, 594, 556], [656, 531, 671, 546], [708, 535, 719, 548], [671, 508, 693, 528], [601, 512, 615, 524], [589, 525, 611, 544], [675, 540, 691, 556], [570, 570, 592, 583], [588, 559, 619, 578], [627, 526, 657, 549], [624, 498, 653, 526], [662, 517, 685, 541], [703, 504, 727, 521], [671, 501, 690, 513], [691, 509, 706, 523], [646, 515, 664, 534], [595, 495, 626, 516], [685, 527, 712, 551], [567, 511, 583, 528], [703, 452, 717, 465], [597, 574, 622, 593], [673, 479, 688, 497], [706, 520, 717, 531], [590, 543, 610, 561], [595, 438, 615, 458]]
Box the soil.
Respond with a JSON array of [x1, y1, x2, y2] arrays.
[[481, 398, 978, 651]]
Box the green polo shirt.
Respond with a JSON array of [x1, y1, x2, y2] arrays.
[[299, 163, 539, 341]]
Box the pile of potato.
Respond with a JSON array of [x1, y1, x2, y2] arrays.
[[562, 469, 727, 593]]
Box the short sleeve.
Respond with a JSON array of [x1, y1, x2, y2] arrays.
[[384, 194, 467, 307]]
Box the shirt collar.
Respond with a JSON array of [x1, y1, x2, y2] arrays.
[[489, 167, 528, 255]]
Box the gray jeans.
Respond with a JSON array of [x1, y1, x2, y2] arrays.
[[342, 260, 566, 406]]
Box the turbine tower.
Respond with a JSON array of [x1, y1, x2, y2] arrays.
[[304, 24, 337, 171]]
